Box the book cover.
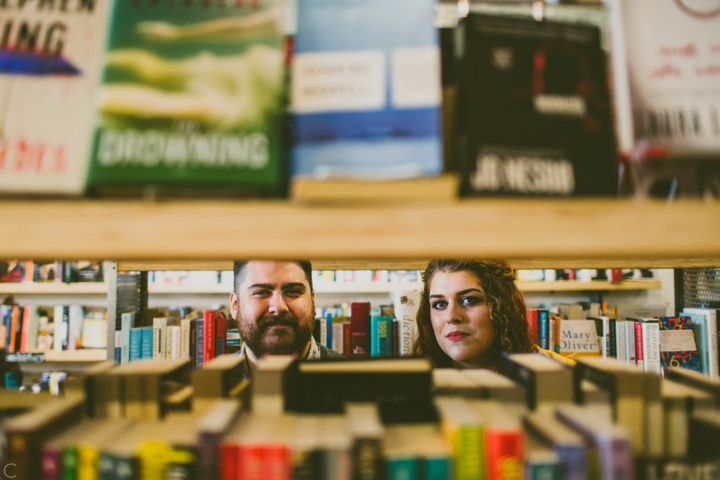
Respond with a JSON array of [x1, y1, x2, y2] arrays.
[[196, 318, 205, 369], [114, 331, 121, 363], [0, 0, 112, 194], [331, 317, 346, 355], [88, 0, 288, 195], [67, 304, 84, 351], [204, 311, 216, 364], [370, 316, 393, 358], [153, 317, 168, 359], [527, 309, 539, 346], [141, 326, 154, 360], [167, 325, 181, 359], [634, 320, 644, 370], [291, 0, 442, 180], [638, 318, 661, 375], [215, 312, 227, 357], [683, 308, 719, 378], [129, 327, 142, 362], [325, 313, 333, 351], [180, 318, 192, 360], [558, 320, 600, 357], [458, 14, 617, 197], [659, 316, 702, 373], [343, 322, 351, 357], [120, 312, 135, 364], [538, 309, 549, 350], [350, 302, 371, 357], [20, 305, 40, 352]]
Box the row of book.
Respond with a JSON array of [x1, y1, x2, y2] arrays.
[[114, 310, 239, 369], [3, 353, 720, 480], [311, 270, 421, 285], [0, 261, 104, 283], [3, 0, 717, 198], [1, 304, 106, 354]]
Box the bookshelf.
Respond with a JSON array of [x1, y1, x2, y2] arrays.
[[0, 199, 718, 268], [0, 283, 108, 295], [6, 349, 107, 363]]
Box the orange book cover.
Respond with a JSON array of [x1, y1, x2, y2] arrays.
[[20, 306, 30, 352], [485, 428, 524, 480], [9, 306, 20, 353]]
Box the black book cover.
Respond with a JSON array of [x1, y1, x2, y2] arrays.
[[458, 14, 617, 197]]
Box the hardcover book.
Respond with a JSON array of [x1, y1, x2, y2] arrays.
[[659, 316, 702, 373], [88, 0, 288, 196], [458, 14, 617, 197], [291, 0, 442, 179], [0, 0, 111, 194]]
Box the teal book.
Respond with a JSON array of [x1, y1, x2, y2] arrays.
[[140, 327, 154, 360], [387, 458, 417, 480], [129, 328, 142, 362], [424, 457, 452, 480], [370, 315, 393, 357], [88, 0, 288, 196]]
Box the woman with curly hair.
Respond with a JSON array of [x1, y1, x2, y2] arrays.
[[413, 259, 573, 369]]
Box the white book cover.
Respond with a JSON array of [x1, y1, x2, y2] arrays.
[[625, 321, 637, 365], [0, 0, 112, 194], [166, 325, 180, 359], [180, 318, 192, 360], [320, 316, 327, 347], [559, 320, 600, 356], [398, 319, 415, 357], [606, 0, 720, 156], [153, 317, 168, 359], [549, 317, 555, 353], [683, 308, 718, 378], [641, 320, 662, 375], [120, 312, 134, 365], [615, 319, 627, 362], [332, 320, 344, 355], [53, 305, 65, 352], [67, 304, 84, 351]]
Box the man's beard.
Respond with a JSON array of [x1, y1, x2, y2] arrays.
[[239, 311, 314, 359]]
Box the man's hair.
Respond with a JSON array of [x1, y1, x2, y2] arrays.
[[233, 260, 314, 293]]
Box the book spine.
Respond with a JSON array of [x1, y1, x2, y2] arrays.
[[707, 313, 718, 379], [350, 302, 371, 357], [121, 313, 134, 364], [343, 322, 351, 357], [392, 320, 399, 357], [114, 331, 121, 363], [634, 321, 644, 370], [68, 304, 84, 351], [642, 321, 661, 375], [10, 305, 19, 353], [320, 316, 327, 347], [616, 321, 627, 362], [62, 447, 79, 480], [326, 313, 333, 350], [454, 425, 485, 480], [371, 316, 392, 357], [196, 319, 205, 369], [237, 445, 263, 480], [527, 309, 539, 346], [548, 317, 554, 355], [216, 312, 227, 357], [485, 429, 524, 480], [553, 317, 562, 354], [77, 446, 101, 480], [625, 321, 636, 365], [20, 306, 30, 352], [526, 459, 559, 480], [609, 319, 617, 358], [189, 319, 198, 367], [424, 457, 451, 480], [42, 448, 62, 480], [332, 320, 344, 355], [204, 311, 216, 364], [554, 444, 586, 480], [387, 458, 417, 480], [129, 328, 142, 362], [141, 327, 154, 359], [153, 317, 167, 359], [220, 442, 239, 480], [26, 307, 39, 351], [352, 438, 382, 480], [167, 325, 181, 359], [539, 309, 549, 350], [181, 319, 191, 360]]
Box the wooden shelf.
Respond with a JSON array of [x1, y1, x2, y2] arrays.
[[1, 199, 719, 269], [517, 279, 662, 292], [0, 283, 108, 295], [6, 349, 107, 363]]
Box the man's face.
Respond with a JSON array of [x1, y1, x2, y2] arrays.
[[230, 261, 315, 359]]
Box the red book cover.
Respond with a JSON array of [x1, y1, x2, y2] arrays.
[[350, 302, 371, 357], [41, 448, 62, 480], [203, 310, 216, 365], [216, 311, 228, 357], [9, 305, 20, 353], [261, 445, 291, 480], [220, 442, 239, 480], [20, 305, 31, 352], [485, 429, 524, 480], [343, 322, 351, 357], [635, 321, 644, 367], [526, 309, 539, 346], [238, 445, 263, 480]]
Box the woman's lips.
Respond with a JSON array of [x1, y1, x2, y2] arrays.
[[446, 331, 470, 342]]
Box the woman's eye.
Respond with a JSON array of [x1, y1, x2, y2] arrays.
[[462, 296, 482, 306], [432, 300, 447, 310]]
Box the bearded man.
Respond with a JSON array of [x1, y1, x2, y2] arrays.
[[230, 260, 344, 375]]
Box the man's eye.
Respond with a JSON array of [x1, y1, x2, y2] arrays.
[[286, 289, 303, 296], [432, 301, 447, 310], [253, 289, 270, 296]]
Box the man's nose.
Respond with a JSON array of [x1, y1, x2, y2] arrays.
[[268, 291, 289, 315]]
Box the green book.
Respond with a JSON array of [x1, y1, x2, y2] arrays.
[[89, 0, 288, 196]]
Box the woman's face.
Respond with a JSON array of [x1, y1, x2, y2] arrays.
[[429, 270, 496, 368]]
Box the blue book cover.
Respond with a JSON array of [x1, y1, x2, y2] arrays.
[[140, 327, 154, 360], [326, 312, 333, 350], [196, 319, 205, 369], [292, 0, 442, 179], [113, 345, 121, 364], [387, 458, 417, 480], [554, 443, 587, 480], [539, 309, 549, 350], [129, 328, 142, 362], [370, 315, 393, 357]]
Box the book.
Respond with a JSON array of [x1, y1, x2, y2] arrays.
[[558, 320, 600, 358], [683, 308, 719, 379], [501, 353, 574, 411], [196, 318, 205, 369], [397, 318, 416, 357], [631, 318, 661, 375], [458, 14, 617, 197], [523, 410, 586, 480], [527, 309, 540, 345], [538, 309, 549, 350], [348, 404, 384, 480], [664, 366, 720, 410], [167, 325, 181, 360], [153, 317, 169, 360], [661, 379, 715, 458], [120, 312, 135, 365], [331, 317, 347, 355], [129, 328, 142, 362], [370, 316, 393, 357], [0, 0, 111, 195], [433, 369, 525, 404], [350, 302, 371, 357], [659, 316, 703, 373], [435, 398, 485, 480], [470, 402, 524, 480], [88, 0, 288, 196], [141, 326, 154, 360], [291, 0, 442, 180], [203, 310, 216, 365]]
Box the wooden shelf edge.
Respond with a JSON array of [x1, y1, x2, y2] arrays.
[[518, 279, 662, 292], [6, 349, 107, 363], [0, 283, 108, 295]]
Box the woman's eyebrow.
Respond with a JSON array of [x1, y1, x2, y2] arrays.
[[455, 288, 484, 296]]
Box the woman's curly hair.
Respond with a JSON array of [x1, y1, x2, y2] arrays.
[[413, 259, 534, 368]]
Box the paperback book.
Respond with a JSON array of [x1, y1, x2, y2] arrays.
[[457, 14, 617, 197], [88, 0, 288, 196]]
